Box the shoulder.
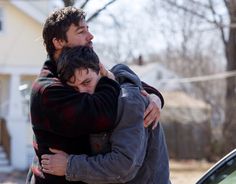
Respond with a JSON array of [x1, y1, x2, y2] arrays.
[[31, 76, 63, 95], [32, 59, 69, 94], [119, 84, 148, 108]]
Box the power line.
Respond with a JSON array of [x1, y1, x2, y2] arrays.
[[159, 70, 236, 84]]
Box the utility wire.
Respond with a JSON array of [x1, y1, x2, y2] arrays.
[[159, 70, 236, 84]]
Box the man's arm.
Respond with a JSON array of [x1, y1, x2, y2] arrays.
[[40, 64, 164, 183], [110, 64, 163, 127], [42, 85, 149, 183], [32, 77, 120, 137], [106, 63, 164, 109]]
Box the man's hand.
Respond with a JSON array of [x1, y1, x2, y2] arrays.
[[99, 63, 115, 80], [41, 148, 69, 176], [142, 91, 161, 129]]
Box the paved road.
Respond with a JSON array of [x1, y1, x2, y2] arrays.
[[0, 160, 212, 184], [0, 170, 27, 184]]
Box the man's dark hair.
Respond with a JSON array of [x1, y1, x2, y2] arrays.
[[42, 6, 85, 59], [57, 46, 100, 84]]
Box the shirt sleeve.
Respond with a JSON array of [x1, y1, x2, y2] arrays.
[[65, 86, 149, 183], [38, 77, 120, 137]]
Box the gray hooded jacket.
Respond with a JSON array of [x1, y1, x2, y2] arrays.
[[66, 64, 171, 184]]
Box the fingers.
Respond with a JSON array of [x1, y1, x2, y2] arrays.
[[144, 101, 160, 127], [49, 148, 64, 154], [41, 155, 50, 168], [107, 71, 115, 80], [144, 93, 161, 127], [41, 154, 53, 168], [41, 153, 68, 176], [41, 158, 50, 165], [141, 90, 149, 97], [151, 121, 159, 130], [41, 164, 50, 173], [41, 154, 51, 160], [42, 167, 54, 174], [99, 62, 105, 70], [99, 63, 108, 76], [41, 155, 54, 174], [144, 101, 154, 122]]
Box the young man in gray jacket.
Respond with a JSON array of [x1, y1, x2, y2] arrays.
[[41, 46, 171, 184]]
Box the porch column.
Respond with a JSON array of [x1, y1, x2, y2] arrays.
[[7, 73, 28, 169]]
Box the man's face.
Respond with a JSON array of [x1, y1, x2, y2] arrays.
[[65, 20, 94, 48], [53, 20, 94, 60], [67, 68, 100, 94]]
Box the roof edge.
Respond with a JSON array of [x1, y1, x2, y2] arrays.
[[9, 0, 45, 24]]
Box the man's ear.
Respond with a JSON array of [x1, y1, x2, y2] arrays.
[[52, 38, 65, 50]]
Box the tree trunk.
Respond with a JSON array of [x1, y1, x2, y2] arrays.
[[63, 0, 75, 7], [223, 0, 236, 154]]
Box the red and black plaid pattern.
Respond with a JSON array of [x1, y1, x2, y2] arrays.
[[30, 59, 120, 183]]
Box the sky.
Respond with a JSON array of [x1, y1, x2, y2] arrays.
[[80, 0, 167, 61], [50, 0, 225, 67]]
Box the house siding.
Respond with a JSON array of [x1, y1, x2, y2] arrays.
[[0, 1, 46, 67], [0, 1, 46, 170]]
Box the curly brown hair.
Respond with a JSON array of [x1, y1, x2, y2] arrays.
[[42, 6, 85, 59], [57, 46, 100, 84]]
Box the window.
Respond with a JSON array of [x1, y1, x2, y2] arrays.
[[196, 150, 236, 184], [0, 7, 3, 32], [20, 80, 32, 122]]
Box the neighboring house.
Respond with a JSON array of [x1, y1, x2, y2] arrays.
[[130, 62, 212, 159], [160, 91, 212, 160], [0, 0, 61, 171], [129, 62, 193, 92]]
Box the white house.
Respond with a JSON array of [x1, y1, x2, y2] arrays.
[[0, 0, 62, 171]]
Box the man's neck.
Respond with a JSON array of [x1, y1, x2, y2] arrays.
[[53, 50, 62, 61]]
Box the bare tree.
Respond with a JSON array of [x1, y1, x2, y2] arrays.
[[157, 0, 236, 154], [62, 0, 118, 22], [62, 0, 76, 6], [223, 0, 236, 154]]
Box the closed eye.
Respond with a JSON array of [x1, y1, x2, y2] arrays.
[[73, 86, 79, 92], [82, 80, 91, 86]]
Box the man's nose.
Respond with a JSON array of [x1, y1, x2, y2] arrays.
[[79, 87, 89, 93], [87, 31, 94, 41]]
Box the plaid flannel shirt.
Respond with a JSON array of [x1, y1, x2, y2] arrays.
[[30, 59, 120, 184]]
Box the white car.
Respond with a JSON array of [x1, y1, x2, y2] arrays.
[[196, 148, 236, 184]]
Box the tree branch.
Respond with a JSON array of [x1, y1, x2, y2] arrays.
[[208, 0, 227, 45], [86, 0, 117, 22], [63, 0, 76, 7], [223, 0, 229, 10], [80, 0, 90, 9], [165, 0, 236, 29], [165, 0, 214, 24], [188, 0, 211, 10]]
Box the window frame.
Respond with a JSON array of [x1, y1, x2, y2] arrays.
[[0, 6, 4, 33], [196, 149, 236, 184]]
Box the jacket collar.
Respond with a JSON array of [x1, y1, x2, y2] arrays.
[[41, 58, 58, 78]]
